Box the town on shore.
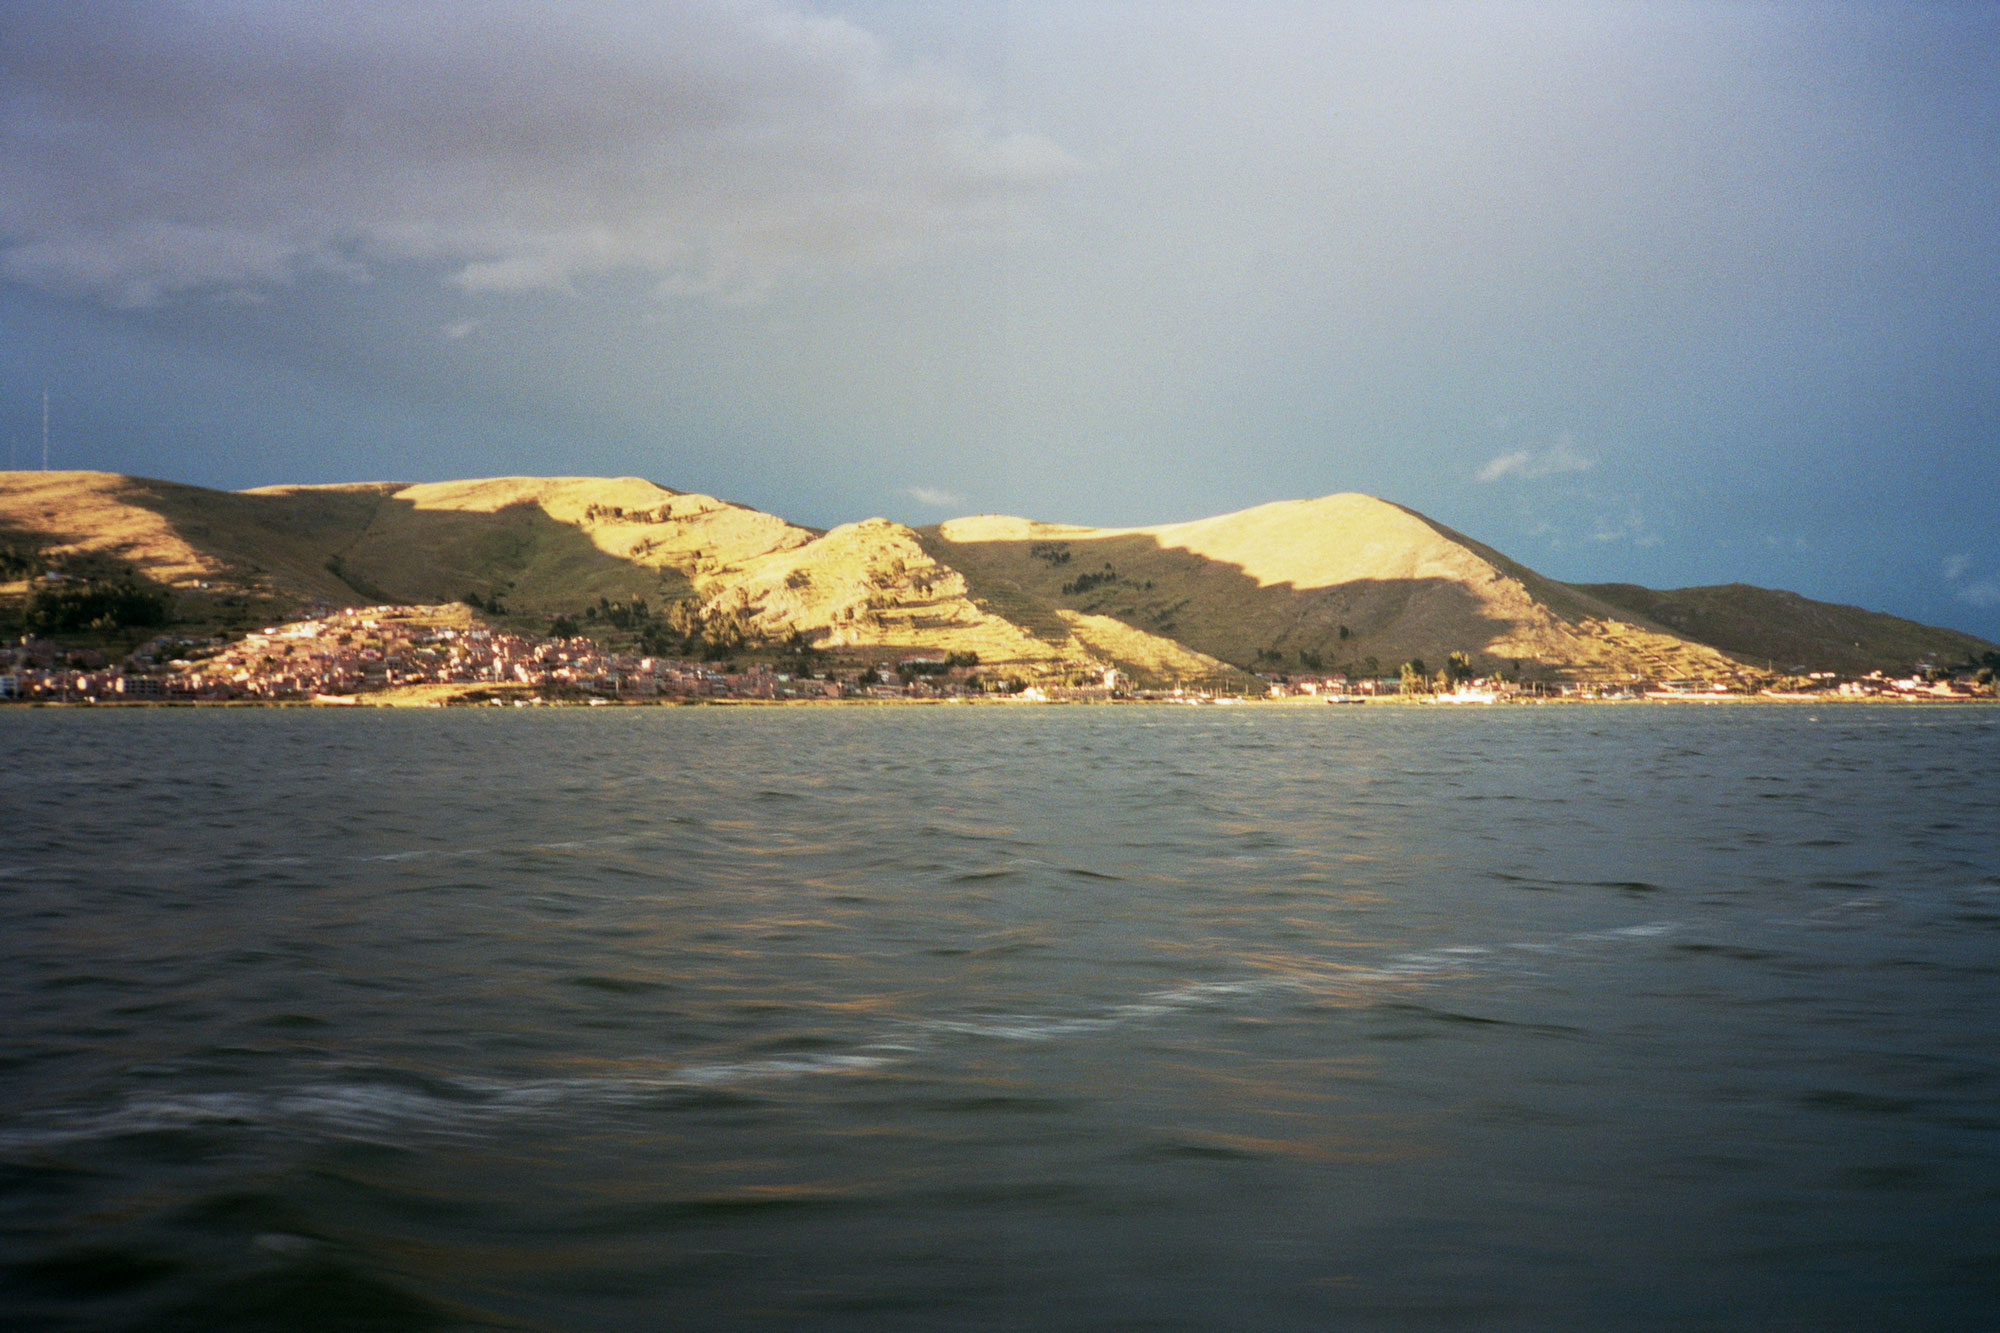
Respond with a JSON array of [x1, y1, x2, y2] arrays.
[[2, 602, 1994, 707]]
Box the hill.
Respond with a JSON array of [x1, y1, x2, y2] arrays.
[[0, 471, 1206, 679], [3, 470, 1990, 682], [1575, 582, 1995, 677], [926, 495, 1744, 681], [0, 471, 776, 608]]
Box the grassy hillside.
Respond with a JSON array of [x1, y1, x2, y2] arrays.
[[8, 470, 1984, 683], [1575, 582, 1997, 675], [927, 495, 1743, 680], [271, 476, 816, 612], [0, 471, 376, 598], [0, 471, 1212, 676], [0, 471, 798, 608], [699, 516, 1238, 679]]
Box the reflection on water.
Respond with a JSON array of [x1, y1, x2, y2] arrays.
[[1, 705, 1996, 1330]]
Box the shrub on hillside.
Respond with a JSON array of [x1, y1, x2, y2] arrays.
[[24, 580, 171, 634]]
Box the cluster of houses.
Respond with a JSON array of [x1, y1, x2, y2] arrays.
[[1825, 671, 1995, 700], [1251, 668, 1994, 703], [0, 604, 1013, 704], [1255, 672, 1665, 701], [1, 603, 1993, 705]]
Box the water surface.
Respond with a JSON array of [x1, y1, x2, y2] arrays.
[[2, 705, 1996, 1329]]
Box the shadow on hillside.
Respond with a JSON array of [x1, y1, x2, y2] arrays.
[[115, 478, 689, 611], [928, 529, 1534, 673], [1577, 581, 1996, 675], [93, 474, 1613, 673]]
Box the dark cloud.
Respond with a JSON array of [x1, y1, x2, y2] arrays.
[[2, 2, 1995, 642], [0, 0, 1077, 305]]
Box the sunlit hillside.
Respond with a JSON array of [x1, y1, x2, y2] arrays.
[[263, 475, 817, 610], [928, 495, 1746, 680], [0, 471, 385, 599], [0, 472, 1212, 675], [4, 471, 1990, 681]]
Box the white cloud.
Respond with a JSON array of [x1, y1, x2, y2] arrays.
[[0, 2, 1080, 306], [1959, 579, 2000, 608], [1940, 554, 1997, 604], [1949, 554, 2000, 607], [1476, 450, 1532, 483], [903, 485, 964, 509], [443, 318, 481, 341], [1476, 432, 1595, 483], [1587, 509, 1660, 547]]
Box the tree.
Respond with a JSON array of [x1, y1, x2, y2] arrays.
[[665, 599, 703, 641], [24, 580, 170, 635], [781, 628, 818, 665], [702, 610, 749, 659], [0, 542, 42, 580]]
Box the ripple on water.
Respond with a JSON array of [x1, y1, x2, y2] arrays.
[[3, 706, 1997, 1328]]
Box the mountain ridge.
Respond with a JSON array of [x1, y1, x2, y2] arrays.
[[3, 470, 1989, 681]]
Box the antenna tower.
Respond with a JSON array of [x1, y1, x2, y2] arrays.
[[42, 388, 50, 470]]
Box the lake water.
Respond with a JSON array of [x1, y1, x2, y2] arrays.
[[1, 703, 1996, 1330]]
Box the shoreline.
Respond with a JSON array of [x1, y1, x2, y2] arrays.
[[4, 692, 1993, 711]]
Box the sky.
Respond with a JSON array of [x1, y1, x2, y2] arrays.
[[1, 0, 1996, 641]]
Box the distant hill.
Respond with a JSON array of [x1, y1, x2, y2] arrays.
[[3, 470, 1990, 681], [1575, 582, 1995, 676]]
